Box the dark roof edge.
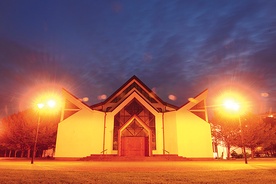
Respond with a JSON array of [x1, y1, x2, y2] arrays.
[[91, 75, 138, 108], [91, 75, 178, 109], [62, 88, 92, 109], [177, 88, 208, 110]]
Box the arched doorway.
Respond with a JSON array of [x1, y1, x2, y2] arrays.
[[118, 115, 152, 156], [113, 98, 156, 156]]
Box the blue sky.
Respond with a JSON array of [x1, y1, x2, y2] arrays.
[[1, 0, 276, 117]]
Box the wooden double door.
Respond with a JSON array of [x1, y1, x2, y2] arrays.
[[121, 136, 149, 156]]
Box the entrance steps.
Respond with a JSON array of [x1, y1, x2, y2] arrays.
[[80, 154, 190, 161]]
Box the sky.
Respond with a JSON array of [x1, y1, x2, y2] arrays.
[[1, 0, 276, 118]]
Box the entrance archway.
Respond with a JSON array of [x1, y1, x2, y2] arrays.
[[118, 115, 152, 156]]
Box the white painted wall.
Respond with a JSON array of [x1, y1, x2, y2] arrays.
[[104, 112, 116, 154], [55, 108, 104, 158], [55, 89, 213, 159], [176, 107, 213, 158], [164, 111, 178, 154]]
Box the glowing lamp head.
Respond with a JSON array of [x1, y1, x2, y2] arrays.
[[35, 93, 60, 112], [223, 99, 240, 111], [37, 103, 45, 109], [47, 99, 56, 108]]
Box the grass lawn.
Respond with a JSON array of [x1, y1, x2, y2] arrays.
[[0, 159, 276, 183]]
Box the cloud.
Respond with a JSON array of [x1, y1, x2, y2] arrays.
[[1, 0, 276, 116], [0, 38, 88, 117]]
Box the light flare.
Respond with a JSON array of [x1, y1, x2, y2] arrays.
[[168, 94, 177, 101], [217, 91, 249, 116], [98, 94, 107, 100], [47, 99, 56, 108], [34, 92, 62, 113], [223, 99, 240, 111], [37, 103, 45, 109]]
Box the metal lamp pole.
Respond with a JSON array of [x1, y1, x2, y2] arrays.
[[239, 116, 248, 164], [223, 98, 248, 164], [30, 98, 57, 164], [31, 111, 41, 164]]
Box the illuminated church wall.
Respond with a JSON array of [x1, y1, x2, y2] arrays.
[[55, 76, 213, 159], [55, 90, 105, 158], [164, 111, 178, 154], [176, 108, 213, 158], [175, 95, 213, 158], [104, 113, 115, 154], [55, 109, 104, 157]]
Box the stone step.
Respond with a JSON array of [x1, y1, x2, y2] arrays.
[[80, 154, 190, 161]]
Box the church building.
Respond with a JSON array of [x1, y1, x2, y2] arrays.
[[55, 76, 213, 159]]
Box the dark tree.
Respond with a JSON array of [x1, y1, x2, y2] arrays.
[[0, 112, 34, 157], [239, 113, 263, 159], [261, 117, 276, 157], [0, 109, 60, 158], [211, 111, 240, 159]]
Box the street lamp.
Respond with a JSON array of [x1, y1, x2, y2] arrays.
[[31, 99, 56, 164], [223, 99, 248, 164]]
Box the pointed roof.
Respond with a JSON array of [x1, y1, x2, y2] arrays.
[[178, 89, 208, 110], [62, 88, 93, 110], [61, 76, 208, 114], [91, 75, 178, 112]]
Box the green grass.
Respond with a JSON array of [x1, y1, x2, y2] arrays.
[[0, 159, 276, 183]]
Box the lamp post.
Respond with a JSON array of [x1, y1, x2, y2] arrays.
[[238, 115, 248, 164], [31, 103, 44, 164], [31, 99, 56, 164], [223, 99, 248, 164]]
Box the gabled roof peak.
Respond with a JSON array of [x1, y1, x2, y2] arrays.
[[91, 75, 178, 112], [178, 89, 208, 110]]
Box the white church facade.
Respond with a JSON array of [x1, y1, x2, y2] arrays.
[[55, 76, 213, 159]]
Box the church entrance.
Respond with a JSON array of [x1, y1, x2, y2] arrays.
[[114, 98, 155, 156], [121, 137, 149, 156], [118, 115, 152, 156]]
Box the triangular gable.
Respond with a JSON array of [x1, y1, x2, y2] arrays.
[[60, 88, 92, 121], [111, 91, 160, 116], [92, 75, 177, 112], [63, 99, 80, 120], [178, 89, 208, 121]]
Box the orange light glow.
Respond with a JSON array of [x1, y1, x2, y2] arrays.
[[18, 80, 69, 113], [47, 99, 56, 108], [168, 94, 177, 101], [34, 92, 62, 113], [217, 91, 249, 116], [97, 94, 107, 100], [223, 99, 240, 111], [37, 103, 45, 109]]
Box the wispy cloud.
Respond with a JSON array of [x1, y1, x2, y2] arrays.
[[1, 0, 276, 117]]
